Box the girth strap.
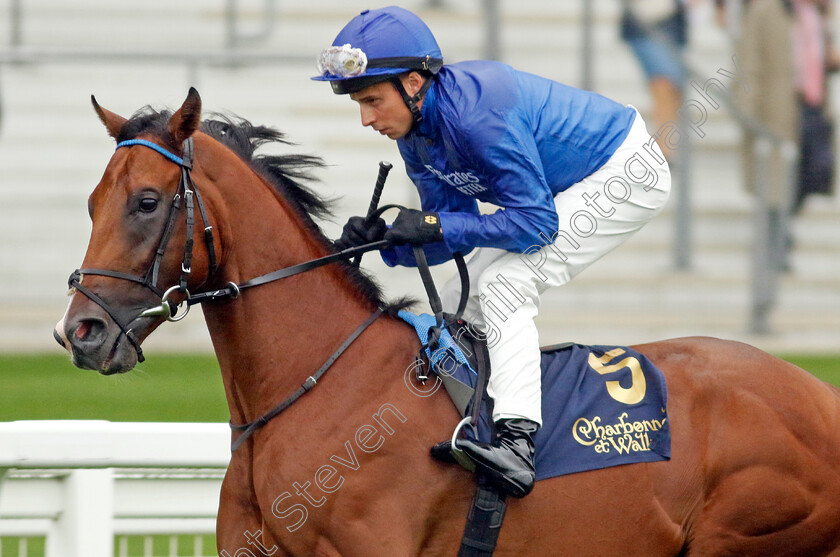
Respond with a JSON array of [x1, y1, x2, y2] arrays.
[[458, 484, 507, 557]]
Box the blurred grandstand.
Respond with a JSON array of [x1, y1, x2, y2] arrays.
[[0, 0, 837, 355]]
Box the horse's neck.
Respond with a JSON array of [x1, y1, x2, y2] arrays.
[[204, 288, 383, 426], [198, 161, 394, 425]]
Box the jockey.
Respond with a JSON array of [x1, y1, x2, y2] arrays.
[[314, 6, 671, 498]]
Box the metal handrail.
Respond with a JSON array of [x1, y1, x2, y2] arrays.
[[8, 0, 22, 49], [0, 0, 294, 136], [5, 0, 277, 52], [691, 0, 798, 335], [680, 59, 797, 335], [0, 46, 310, 98]]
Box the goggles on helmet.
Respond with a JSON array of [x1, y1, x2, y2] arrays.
[[315, 45, 443, 80], [316, 45, 369, 78]]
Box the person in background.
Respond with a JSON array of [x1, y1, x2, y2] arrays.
[[790, 0, 838, 212], [620, 0, 690, 161], [733, 0, 837, 269], [315, 7, 671, 497]]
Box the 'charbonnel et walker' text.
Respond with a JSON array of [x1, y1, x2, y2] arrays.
[[572, 412, 667, 454]]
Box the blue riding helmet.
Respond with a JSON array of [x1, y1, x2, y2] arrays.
[[313, 6, 443, 122]]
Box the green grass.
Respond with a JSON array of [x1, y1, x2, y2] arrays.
[[0, 535, 217, 557], [0, 355, 227, 555], [781, 355, 840, 387], [0, 353, 228, 422], [0, 353, 838, 423]]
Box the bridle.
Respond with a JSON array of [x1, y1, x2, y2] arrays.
[[68, 137, 216, 363], [69, 136, 392, 361], [69, 134, 472, 451], [67, 135, 387, 448]]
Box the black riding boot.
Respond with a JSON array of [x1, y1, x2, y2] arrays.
[[432, 419, 538, 498]]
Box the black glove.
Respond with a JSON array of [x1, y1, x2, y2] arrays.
[[384, 209, 444, 245], [334, 216, 388, 251]]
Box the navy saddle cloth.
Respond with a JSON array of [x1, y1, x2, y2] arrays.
[[399, 312, 671, 481]]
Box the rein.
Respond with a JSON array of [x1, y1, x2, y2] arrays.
[[68, 137, 388, 361], [69, 137, 470, 453], [184, 239, 392, 306]]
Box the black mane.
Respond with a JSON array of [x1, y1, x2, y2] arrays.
[[118, 106, 402, 309]]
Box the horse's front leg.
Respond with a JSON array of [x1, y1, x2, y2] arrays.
[[217, 455, 288, 557]]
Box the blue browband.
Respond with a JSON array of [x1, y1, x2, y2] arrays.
[[116, 139, 184, 166]]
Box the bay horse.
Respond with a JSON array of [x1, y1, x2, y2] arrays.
[[55, 89, 840, 556]]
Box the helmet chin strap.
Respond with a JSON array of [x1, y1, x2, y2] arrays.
[[390, 75, 434, 127]]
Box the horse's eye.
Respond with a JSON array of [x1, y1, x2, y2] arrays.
[[138, 198, 158, 213]]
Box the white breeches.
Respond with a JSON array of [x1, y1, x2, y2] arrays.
[[439, 110, 671, 425]]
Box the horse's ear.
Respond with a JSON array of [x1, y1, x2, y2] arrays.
[[167, 87, 202, 145], [91, 95, 128, 140]]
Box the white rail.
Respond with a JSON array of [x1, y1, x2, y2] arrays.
[[0, 421, 230, 557]]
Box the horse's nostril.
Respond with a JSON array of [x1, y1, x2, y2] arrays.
[[72, 319, 106, 344], [75, 321, 91, 341]]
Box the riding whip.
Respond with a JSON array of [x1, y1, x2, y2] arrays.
[[353, 160, 393, 267]]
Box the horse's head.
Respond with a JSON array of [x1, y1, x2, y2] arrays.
[[55, 88, 379, 375], [55, 88, 220, 374]]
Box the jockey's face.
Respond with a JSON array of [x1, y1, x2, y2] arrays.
[[350, 72, 424, 140]]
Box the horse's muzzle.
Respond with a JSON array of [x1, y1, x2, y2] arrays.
[[56, 302, 141, 375]]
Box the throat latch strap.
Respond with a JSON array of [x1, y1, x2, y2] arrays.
[[68, 136, 216, 363]]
